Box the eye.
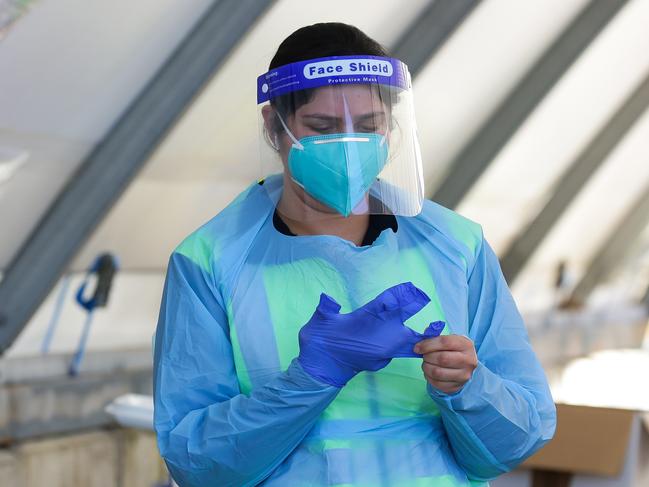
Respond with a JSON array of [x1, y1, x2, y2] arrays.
[[307, 124, 336, 134], [357, 124, 379, 133], [356, 116, 387, 134]]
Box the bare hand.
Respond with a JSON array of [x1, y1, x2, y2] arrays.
[[414, 335, 477, 395]]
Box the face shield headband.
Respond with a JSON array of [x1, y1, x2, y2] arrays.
[[257, 55, 411, 104]]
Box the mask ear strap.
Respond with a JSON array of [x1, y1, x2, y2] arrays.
[[276, 112, 304, 150]]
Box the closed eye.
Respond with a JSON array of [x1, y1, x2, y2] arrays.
[[307, 124, 336, 134]]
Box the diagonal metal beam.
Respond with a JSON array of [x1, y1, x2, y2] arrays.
[[500, 72, 649, 283], [568, 183, 649, 305], [391, 0, 481, 78], [429, 0, 629, 208], [0, 0, 276, 355], [643, 283, 649, 309]]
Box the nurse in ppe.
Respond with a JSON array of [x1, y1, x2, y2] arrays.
[[153, 22, 556, 487]]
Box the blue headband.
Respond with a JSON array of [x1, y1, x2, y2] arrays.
[[257, 55, 411, 104]]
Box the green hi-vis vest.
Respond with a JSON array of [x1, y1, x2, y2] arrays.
[[227, 241, 486, 487]]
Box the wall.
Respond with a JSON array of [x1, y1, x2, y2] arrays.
[[0, 428, 168, 487]]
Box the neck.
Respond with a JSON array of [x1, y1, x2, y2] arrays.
[[278, 209, 370, 246], [277, 173, 370, 246]]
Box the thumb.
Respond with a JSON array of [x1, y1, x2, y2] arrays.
[[316, 293, 342, 315]]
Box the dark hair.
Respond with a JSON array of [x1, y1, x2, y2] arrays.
[[267, 23, 392, 136], [269, 22, 388, 70]]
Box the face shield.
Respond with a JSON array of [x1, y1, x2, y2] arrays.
[[257, 55, 424, 220]]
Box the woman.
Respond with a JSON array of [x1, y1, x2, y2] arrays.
[[153, 23, 556, 487]]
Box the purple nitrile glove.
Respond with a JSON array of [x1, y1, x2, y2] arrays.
[[297, 282, 446, 387], [394, 320, 446, 358]]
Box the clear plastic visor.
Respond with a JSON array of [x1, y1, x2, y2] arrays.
[[258, 68, 424, 222]]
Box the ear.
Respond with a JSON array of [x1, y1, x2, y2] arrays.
[[261, 105, 280, 147], [261, 104, 274, 128]]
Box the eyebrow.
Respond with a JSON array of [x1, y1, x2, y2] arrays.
[[301, 112, 386, 122]]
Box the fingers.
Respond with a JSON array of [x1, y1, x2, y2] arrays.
[[414, 333, 477, 394], [395, 283, 431, 322], [422, 351, 466, 369], [416, 338, 477, 370], [363, 282, 430, 321], [316, 293, 342, 314], [413, 334, 473, 354], [418, 338, 477, 393], [422, 362, 473, 385]]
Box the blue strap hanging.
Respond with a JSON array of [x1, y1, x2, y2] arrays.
[[68, 253, 119, 376], [41, 274, 72, 355]]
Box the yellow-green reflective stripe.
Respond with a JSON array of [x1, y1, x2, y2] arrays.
[[307, 436, 406, 451], [227, 301, 252, 395], [398, 248, 448, 333], [371, 247, 448, 416], [390, 476, 470, 487], [262, 258, 375, 419], [262, 257, 351, 370], [322, 374, 376, 420], [442, 209, 482, 270], [312, 438, 354, 451], [175, 228, 218, 275], [370, 361, 441, 417]]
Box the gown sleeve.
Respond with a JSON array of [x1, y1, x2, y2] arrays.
[[427, 237, 557, 481], [153, 252, 340, 487]]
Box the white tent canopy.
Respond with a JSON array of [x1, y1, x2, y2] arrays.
[[1, 0, 648, 358]]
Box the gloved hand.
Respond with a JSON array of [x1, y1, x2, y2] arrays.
[[297, 282, 445, 387]]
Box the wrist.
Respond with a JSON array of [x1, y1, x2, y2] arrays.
[[296, 354, 351, 388]]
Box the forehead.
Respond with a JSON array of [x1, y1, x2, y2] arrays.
[[297, 85, 385, 113]]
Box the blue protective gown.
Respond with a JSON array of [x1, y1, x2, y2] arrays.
[[153, 175, 556, 487]]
